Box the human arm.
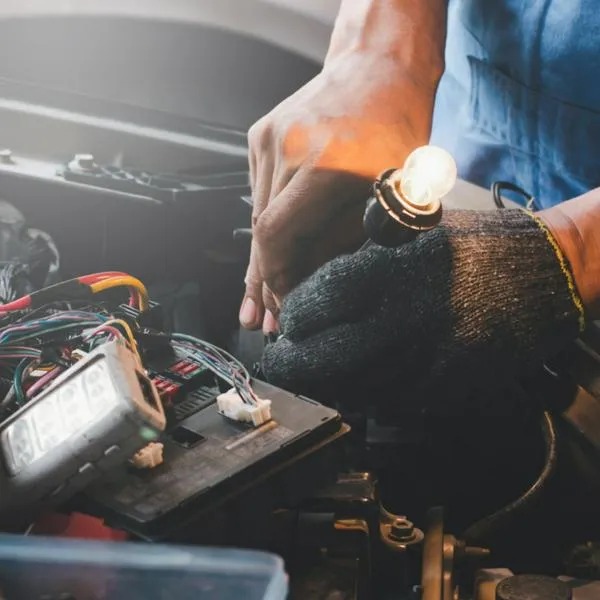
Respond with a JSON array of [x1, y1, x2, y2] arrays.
[[240, 0, 448, 332]]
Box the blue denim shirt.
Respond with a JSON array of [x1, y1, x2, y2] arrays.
[[431, 0, 600, 207]]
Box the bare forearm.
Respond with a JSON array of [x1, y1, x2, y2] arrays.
[[325, 0, 447, 88], [540, 190, 600, 319]]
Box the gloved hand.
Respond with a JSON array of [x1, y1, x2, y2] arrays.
[[262, 209, 582, 409]]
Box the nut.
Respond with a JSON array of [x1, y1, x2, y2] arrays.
[[390, 518, 416, 542]]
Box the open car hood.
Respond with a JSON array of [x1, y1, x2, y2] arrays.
[[0, 0, 339, 62], [0, 0, 336, 131]]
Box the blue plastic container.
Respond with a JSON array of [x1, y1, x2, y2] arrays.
[[0, 534, 288, 599]]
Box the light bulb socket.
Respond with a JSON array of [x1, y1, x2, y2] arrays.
[[363, 168, 443, 248]]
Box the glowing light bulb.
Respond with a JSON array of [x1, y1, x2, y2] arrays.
[[395, 145, 457, 209], [362, 145, 457, 248]]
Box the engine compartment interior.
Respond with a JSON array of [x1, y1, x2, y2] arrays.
[[0, 14, 600, 600]]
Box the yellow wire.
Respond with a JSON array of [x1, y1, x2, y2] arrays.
[[102, 318, 143, 365], [89, 276, 149, 310]]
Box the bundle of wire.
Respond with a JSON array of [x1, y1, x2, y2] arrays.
[[0, 271, 148, 314], [0, 271, 259, 420], [171, 334, 259, 406], [0, 271, 148, 418]]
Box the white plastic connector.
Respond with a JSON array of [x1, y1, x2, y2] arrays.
[[216, 389, 272, 427], [130, 442, 164, 469]]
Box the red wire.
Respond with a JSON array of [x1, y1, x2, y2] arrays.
[[0, 295, 31, 313], [0, 271, 139, 313]]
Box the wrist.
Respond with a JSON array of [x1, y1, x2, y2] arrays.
[[313, 52, 440, 175], [325, 0, 447, 90], [538, 190, 600, 319]]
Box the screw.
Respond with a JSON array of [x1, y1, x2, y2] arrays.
[[389, 518, 416, 542], [73, 153, 96, 170], [463, 546, 490, 558], [454, 540, 491, 561], [0, 149, 13, 165]]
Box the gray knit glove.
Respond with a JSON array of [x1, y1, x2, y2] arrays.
[[262, 210, 582, 408]]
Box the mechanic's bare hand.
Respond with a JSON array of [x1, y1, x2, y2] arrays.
[[240, 53, 438, 332]]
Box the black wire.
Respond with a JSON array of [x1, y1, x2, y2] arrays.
[[491, 181, 537, 210], [0, 384, 17, 416], [462, 410, 558, 544]]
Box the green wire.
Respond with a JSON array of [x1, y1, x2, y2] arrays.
[[0, 312, 103, 412], [6, 321, 99, 345], [13, 358, 33, 406]]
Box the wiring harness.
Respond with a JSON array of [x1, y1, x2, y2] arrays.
[[0, 271, 263, 423]]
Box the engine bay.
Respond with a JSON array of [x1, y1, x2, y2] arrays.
[[0, 55, 600, 600]]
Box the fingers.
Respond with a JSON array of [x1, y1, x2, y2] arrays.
[[242, 115, 301, 329], [262, 284, 279, 335], [254, 167, 370, 297], [262, 309, 279, 336], [306, 198, 367, 274], [240, 241, 264, 329], [248, 120, 275, 225], [240, 120, 274, 330], [262, 283, 280, 314]]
